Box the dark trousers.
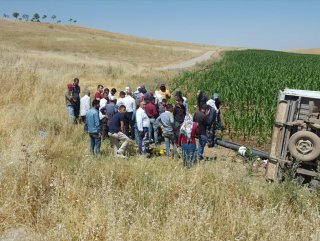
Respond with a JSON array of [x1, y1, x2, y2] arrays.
[[125, 112, 135, 139], [217, 112, 223, 131], [81, 116, 88, 132], [89, 133, 101, 156], [207, 124, 216, 148], [101, 117, 109, 140], [74, 101, 80, 119]]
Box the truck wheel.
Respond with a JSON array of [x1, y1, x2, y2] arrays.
[[288, 131, 320, 162]]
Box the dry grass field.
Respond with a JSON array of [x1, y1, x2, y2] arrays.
[[288, 48, 320, 55], [0, 19, 320, 240]]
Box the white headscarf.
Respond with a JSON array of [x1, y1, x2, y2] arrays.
[[180, 114, 193, 141], [206, 99, 217, 111]]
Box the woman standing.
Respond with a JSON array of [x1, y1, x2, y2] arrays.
[[178, 114, 199, 168]]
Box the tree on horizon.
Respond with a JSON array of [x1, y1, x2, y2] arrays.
[[12, 12, 19, 19], [51, 15, 56, 22], [32, 13, 40, 22], [22, 14, 29, 21]]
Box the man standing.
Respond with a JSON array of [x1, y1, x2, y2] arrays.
[[206, 95, 218, 147], [108, 105, 129, 158], [173, 97, 186, 142], [86, 99, 101, 156], [94, 85, 104, 100], [197, 90, 208, 111], [80, 89, 91, 131], [116, 91, 126, 107], [65, 83, 75, 123], [100, 99, 118, 139], [213, 93, 223, 131], [72, 78, 81, 122], [122, 91, 136, 139], [109, 88, 117, 101], [157, 104, 177, 157], [103, 88, 110, 102], [159, 83, 171, 102], [145, 97, 159, 145], [99, 92, 109, 139], [124, 86, 130, 95], [105, 99, 118, 126], [193, 104, 210, 160], [136, 101, 150, 155], [158, 98, 167, 115]]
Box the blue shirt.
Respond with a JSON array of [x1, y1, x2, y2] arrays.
[[86, 108, 101, 134], [105, 103, 118, 125], [72, 85, 80, 100], [109, 112, 125, 133]]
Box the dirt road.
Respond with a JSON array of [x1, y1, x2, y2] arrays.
[[156, 50, 216, 70]]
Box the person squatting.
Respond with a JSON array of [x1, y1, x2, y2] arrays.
[[65, 78, 223, 167]]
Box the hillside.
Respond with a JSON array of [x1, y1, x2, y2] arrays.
[[0, 19, 218, 68], [288, 48, 320, 55]]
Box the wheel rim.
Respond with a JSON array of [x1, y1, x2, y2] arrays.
[[295, 139, 314, 155]]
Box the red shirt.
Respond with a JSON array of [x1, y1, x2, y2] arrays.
[[178, 123, 199, 146], [95, 92, 103, 100], [145, 103, 158, 118]]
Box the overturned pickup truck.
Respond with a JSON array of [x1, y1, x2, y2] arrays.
[[266, 89, 320, 181]]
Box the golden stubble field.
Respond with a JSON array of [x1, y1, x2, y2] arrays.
[[0, 19, 320, 240]]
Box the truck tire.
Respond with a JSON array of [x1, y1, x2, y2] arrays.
[[288, 131, 320, 162]]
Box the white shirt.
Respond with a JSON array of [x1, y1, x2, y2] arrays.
[[80, 95, 91, 116], [121, 95, 136, 112], [206, 99, 217, 111], [136, 107, 150, 132], [109, 93, 116, 101], [99, 98, 108, 120], [117, 97, 125, 107]]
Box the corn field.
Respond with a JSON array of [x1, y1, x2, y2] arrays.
[[173, 50, 320, 146]]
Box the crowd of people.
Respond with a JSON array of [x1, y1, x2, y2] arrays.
[[65, 78, 223, 168]]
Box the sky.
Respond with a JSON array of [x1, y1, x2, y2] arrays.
[[1, 0, 319, 50]]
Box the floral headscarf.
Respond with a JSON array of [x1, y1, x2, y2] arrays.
[[180, 114, 193, 141]]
